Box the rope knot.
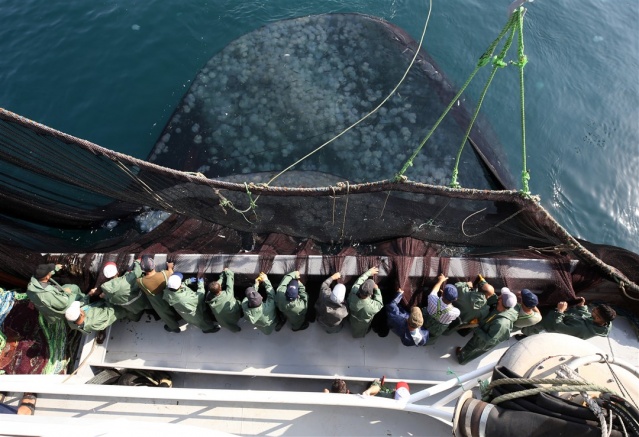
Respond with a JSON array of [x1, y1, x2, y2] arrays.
[[493, 57, 508, 68]]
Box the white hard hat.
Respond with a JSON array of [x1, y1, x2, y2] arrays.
[[167, 273, 183, 290], [65, 301, 82, 322], [102, 262, 118, 279]]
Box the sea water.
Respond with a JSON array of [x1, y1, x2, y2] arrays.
[[0, 0, 637, 253]]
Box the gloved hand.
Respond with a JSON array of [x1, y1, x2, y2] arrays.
[[198, 278, 204, 284], [189, 277, 198, 284]]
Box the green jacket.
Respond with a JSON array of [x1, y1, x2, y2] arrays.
[[26, 276, 83, 324], [423, 311, 449, 345], [164, 280, 219, 332], [275, 272, 308, 330], [67, 301, 125, 335], [458, 307, 518, 365], [206, 270, 241, 332], [347, 271, 383, 338], [242, 278, 278, 334], [100, 261, 150, 319], [542, 306, 610, 339], [512, 304, 542, 329], [453, 282, 490, 323]]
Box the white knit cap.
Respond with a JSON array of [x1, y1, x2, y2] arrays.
[[500, 289, 517, 308], [167, 273, 183, 290], [102, 262, 118, 279], [330, 283, 346, 304], [65, 301, 82, 322]]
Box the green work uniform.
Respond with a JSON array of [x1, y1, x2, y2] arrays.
[[521, 306, 611, 339], [206, 269, 241, 332], [26, 276, 84, 324], [453, 282, 491, 324], [100, 260, 151, 322], [458, 307, 518, 365], [347, 271, 383, 338], [423, 299, 455, 345], [242, 278, 278, 335], [512, 304, 542, 329], [67, 301, 126, 335], [275, 272, 308, 330], [137, 269, 181, 330], [164, 280, 219, 332]]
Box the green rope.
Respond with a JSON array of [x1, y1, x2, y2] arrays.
[[395, 66, 479, 181], [516, 8, 531, 196], [396, 8, 533, 192], [479, 379, 492, 401], [395, 10, 520, 182], [450, 24, 517, 188], [446, 367, 465, 388]]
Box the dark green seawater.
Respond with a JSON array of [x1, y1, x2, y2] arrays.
[[1, 0, 637, 253]]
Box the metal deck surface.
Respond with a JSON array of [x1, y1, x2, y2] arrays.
[[1, 316, 637, 436], [93, 313, 509, 382], [91, 312, 638, 381]]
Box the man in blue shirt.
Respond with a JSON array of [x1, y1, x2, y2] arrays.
[[386, 289, 429, 346]]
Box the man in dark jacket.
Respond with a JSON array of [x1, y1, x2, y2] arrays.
[[386, 289, 429, 347], [315, 272, 348, 333]]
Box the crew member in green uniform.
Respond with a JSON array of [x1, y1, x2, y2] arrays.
[[455, 289, 518, 365], [206, 268, 242, 332], [512, 288, 542, 330], [275, 270, 309, 332], [520, 297, 615, 339], [64, 300, 126, 335], [136, 256, 182, 333], [164, 273, 221, 333], [452, 275, 496, 325], [347, 266, 383, 338], [26, 263, 84, 323], [241, 273, 284, 335], [96, 260, 151, 322]]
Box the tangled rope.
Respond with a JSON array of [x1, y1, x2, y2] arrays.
[[487, 376, 617, 405]]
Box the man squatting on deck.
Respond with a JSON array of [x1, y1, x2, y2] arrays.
[[25, 259, 617, 366]]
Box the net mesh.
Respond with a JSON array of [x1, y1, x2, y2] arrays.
[[0, 13, 638, 315], [1, 107, 638, 315]]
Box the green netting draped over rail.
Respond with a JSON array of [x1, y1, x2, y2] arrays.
[[1, 107, 638, 301]]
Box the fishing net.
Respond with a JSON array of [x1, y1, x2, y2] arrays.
[[0, 13, 637, 315]]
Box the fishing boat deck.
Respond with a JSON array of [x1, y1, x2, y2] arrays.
[[1, 314, 637, 436], [90, 308, 639, 382]]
